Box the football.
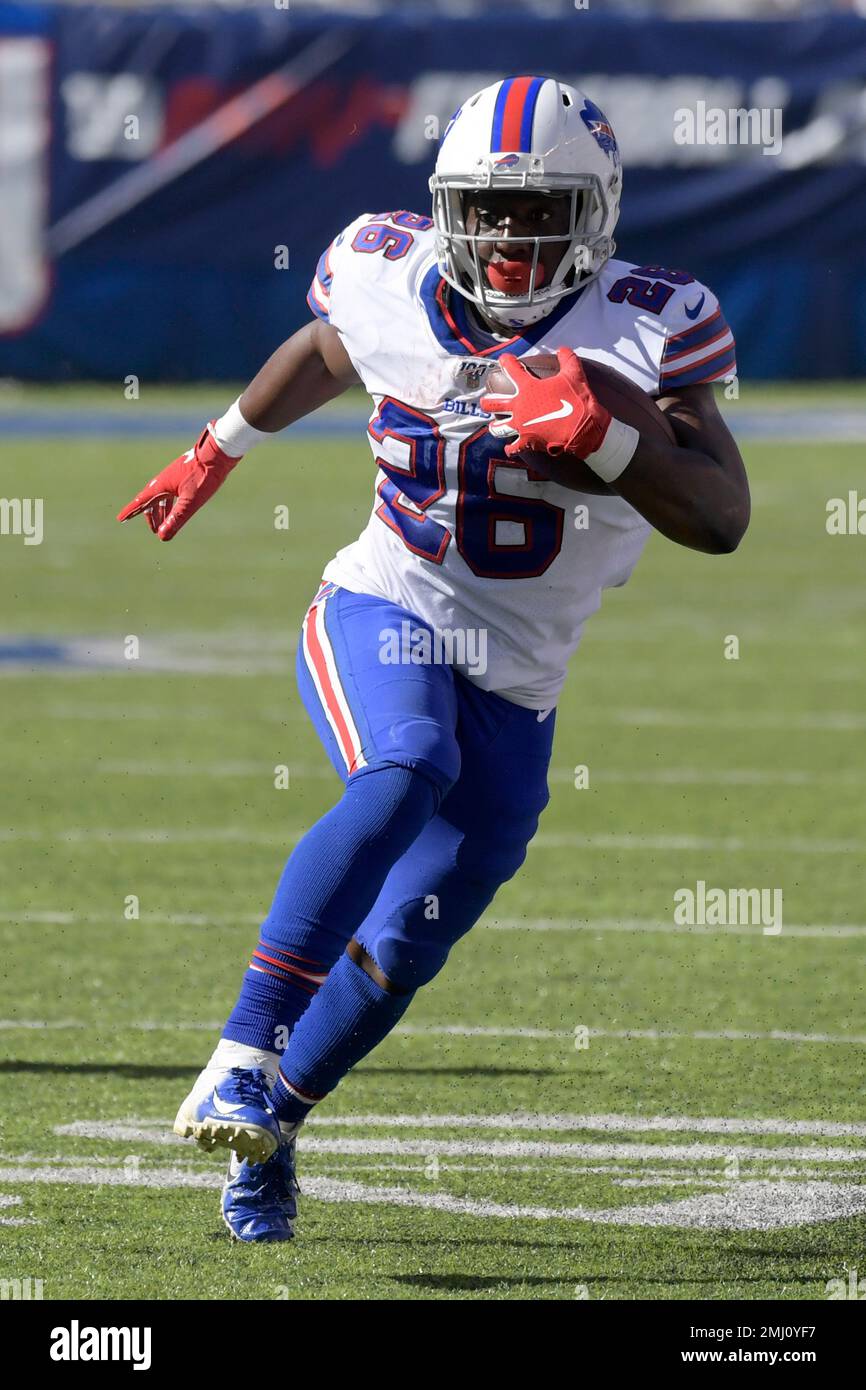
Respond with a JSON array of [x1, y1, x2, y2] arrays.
[[484, 353, 677, 494]]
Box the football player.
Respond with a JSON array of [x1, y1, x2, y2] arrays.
[[119, 76, 749, 1241]]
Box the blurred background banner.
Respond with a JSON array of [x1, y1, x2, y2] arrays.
[[1, 2, 865, 382]]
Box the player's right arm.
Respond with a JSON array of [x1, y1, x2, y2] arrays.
[[238, 318, 359, 431], [116, 319, 358, 541]]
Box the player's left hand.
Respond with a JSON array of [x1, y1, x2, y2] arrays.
[[480, 347, 613, 459], [116, 423, 241, 541]]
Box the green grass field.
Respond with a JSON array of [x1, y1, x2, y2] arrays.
[[1, 389, 865, 1301]]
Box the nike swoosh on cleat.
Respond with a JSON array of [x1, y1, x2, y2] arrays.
[[684, 293, 706, 320], [211, 1093, 246, 1116], [523, 400, 574, 427]]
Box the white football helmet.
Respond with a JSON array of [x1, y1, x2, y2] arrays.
[[429, 76, 622, 329]]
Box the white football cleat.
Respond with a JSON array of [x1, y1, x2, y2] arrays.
[[173, 1066, 281, 1164]]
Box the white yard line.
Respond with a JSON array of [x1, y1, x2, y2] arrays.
[[2, 1018, 865, 1045], [1, 826, 861, 854], [92, 762, 865, 787], [8, 1151, 863, 1182], [531, 831, 865, 854], [398, 1023, 866, 1046], [484, 917, 866, 938], [48, 1123, 866, 1164], [0, 1193, 34, 1226], [301, 1112, 866, 1138], [41, 706, 303, 725], [36, 703, 866, 732], [55, 1112, 866, 1140], [602, 708, 866, 732], [0, 911, 261, 928], [290, 1138, 866, 1163], [547, 767, 866, 787], [0, 1017, 222, 1031], [0, 827, 305, 845], [0, 1164, 863, 1229], [2, 910, 865, 940]]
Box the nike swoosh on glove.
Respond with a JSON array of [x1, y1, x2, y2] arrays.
[[116, 423, 241, 541], [479, 346, 613, 459]]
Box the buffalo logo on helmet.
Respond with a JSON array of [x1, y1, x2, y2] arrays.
[[441, 105, 463, 143], [493, 153, 521, 169], [579, 98, 620, 166]]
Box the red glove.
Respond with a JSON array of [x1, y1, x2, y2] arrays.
[[117, 423, 241, 541], [480, 347, 612, 459]]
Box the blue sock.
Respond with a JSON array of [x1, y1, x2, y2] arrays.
[[222, 766, 436, 1054], [271, 952, 414, 1123]]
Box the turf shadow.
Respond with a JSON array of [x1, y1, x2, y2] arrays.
[[0, 1060, 198, 1079]]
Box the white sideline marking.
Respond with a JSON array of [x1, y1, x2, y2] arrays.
[[100, 760, 332, 779], [298, 1138, 866, 1163], [0, 828, 863, 855], [38, 704, 866, 732], [303, 1112, 866, 1139], [22, 1152, 866, 1182], [49, 1123, 866, 1163], [5, 909, 866, 938], [398, 1023, 866, 1046], [4, 910, 866, 940], [607, 708, 866, 733], [0, 1165, 219, 1189], [55, 1122, 183, 1144], [0, 1164, 862, 1229], [0, 827, 306, 845], [304, 1177, 866, 1229], [3, 1018, 866, 1046], [56, 1112, 866, 1140], [484, 917, 866, 938], [0, 1017, 222, 1031], [531, 831, 865, 855], [0, 1193, 34, 1226], [44, 705, 300, 723], [311, 1162, 866, 1181], [98, 762, 865, 788], [0, 911, 261, 928], [549, 767, 866, 787]]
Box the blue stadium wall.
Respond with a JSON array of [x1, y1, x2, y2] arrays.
[[1, 3, 865, 382]]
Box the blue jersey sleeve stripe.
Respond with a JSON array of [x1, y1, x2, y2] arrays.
[[663, 308, 727, 357], [306, 287, 329, 322], [660, 346, 736, 389], [315, 249, 334, 290]]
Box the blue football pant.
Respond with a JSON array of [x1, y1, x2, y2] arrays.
[[294, 582, 555, 991], [221, 581, 555, 1057]]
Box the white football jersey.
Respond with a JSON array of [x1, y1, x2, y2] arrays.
[[308, 211, 736, 709]]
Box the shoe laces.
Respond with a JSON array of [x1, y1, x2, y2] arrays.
[[227, 1066, 270, 1108]]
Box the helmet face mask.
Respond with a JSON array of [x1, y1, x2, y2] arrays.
[[429, 79, 622, 330]]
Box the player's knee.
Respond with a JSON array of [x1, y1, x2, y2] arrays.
[[371, 933, 451, 992], [354, 727, 461, 802]]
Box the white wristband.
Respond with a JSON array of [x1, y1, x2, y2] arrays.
[[212, 397, 272, 457], [583, 417, 640, 484]]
